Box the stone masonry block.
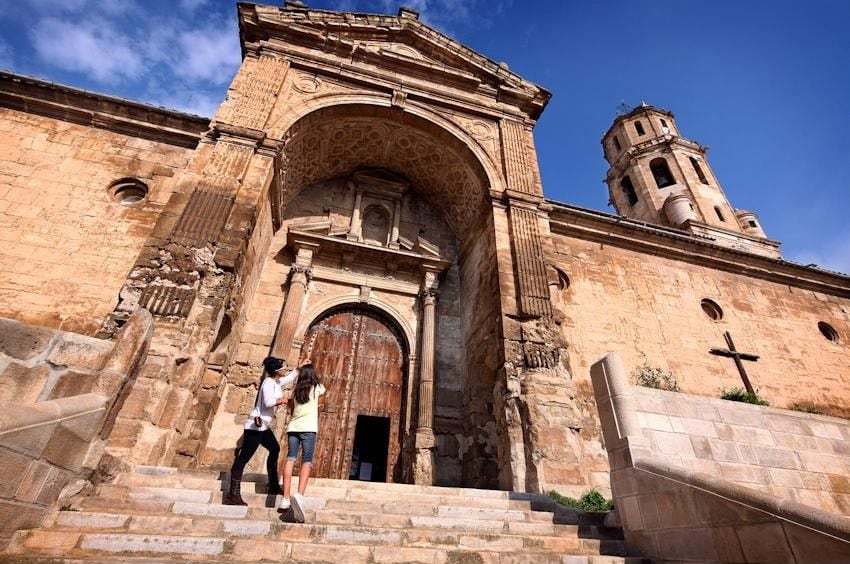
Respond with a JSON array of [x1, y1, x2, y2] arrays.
[[14, 459, 52, 503], [752, 446, 801, 470], [156, 388, 193, 432], [119, 378, 169, 421], [47, 370, 97, 400], [47, 334, 112, 371], [0, 362, 50, 404], [0, 318, 54, 360], [0, 448, 31, 499], [736, 522, 794, 563], [637, 411, 672, 432], [42, 414, 103, 471], [34, 465, 76, 506], [648, 430, 695, 458], [707, 439, 740, 463]]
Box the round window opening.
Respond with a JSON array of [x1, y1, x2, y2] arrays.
[[700, 298, 723, 321], [108, 178, 148, 206], [818, 322, 840, 343]]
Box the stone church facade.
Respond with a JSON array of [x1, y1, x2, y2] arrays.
[[1, 0, 849, 506]]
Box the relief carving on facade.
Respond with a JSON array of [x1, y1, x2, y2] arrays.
[[278, 114, 490, 237]]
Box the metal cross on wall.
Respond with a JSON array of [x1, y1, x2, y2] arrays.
[[709, 331, 760, 395]]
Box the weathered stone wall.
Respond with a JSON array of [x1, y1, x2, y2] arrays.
[[0, 311, 152, 548], [459, 213, 504, 488], [549, 231, 850, 413], [633, 385, 850, 514], [0, 108, 196, 335], [591, 352, 850, 563]]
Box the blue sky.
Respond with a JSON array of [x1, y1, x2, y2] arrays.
[[1, 1, 848, 273]]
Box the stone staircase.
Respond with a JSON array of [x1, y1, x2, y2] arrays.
[[2, 465, 644, 563]]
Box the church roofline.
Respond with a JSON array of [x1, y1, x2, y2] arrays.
[[237, 2, 552, 120], [546, 199, 850, 297], [0, 71, 210, 149]]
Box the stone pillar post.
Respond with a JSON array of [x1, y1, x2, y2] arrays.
[[390, 199, 402, 248], [414, 270, 439, 485], [347, 190, 363, 241], [270, 243, 316, 364]]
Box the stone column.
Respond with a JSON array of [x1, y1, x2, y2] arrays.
[[390, 199, 402, 248], [414, 272, 439, 485], [347, 190, 363, 241], [270, 244, 316, 364]]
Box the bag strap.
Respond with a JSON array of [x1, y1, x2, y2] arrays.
[[254, 377, 265, 409]]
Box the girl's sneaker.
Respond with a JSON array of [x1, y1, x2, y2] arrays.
[[278, 497, 291, 511]]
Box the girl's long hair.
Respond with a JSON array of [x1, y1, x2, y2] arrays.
[[293, 364, 320, 404]]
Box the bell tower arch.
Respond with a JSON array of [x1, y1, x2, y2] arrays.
[[602, 104, 781, 257]]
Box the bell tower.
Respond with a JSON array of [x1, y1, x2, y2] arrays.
[[602, 104, 780, 258]]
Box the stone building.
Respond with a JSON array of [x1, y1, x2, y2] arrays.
[[1, 2, 849, 559]]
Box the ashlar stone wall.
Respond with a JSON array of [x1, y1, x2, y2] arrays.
[[549, 231, 850, 413], [591, 352, 850, 563], [0, 108, 196, 335], [633, 385, 850, 515]]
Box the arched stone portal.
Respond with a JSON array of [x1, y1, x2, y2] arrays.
[[254, 103, 505, 486], [300, 305, 408, 482]]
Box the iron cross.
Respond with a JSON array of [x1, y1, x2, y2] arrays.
[[709, 331, 760, 395]]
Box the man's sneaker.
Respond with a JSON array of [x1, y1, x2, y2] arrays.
[[278, 497, 291, 511], [291, 492, 306, 523]]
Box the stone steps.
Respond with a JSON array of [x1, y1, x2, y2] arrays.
[[2, 465, 642, 563]]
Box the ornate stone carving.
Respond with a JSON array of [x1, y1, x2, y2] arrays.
[[277, 107, 490, 240], [292, 72, 320, 94], [508, 205, 552, 318], [216, 56, 289, 131], [499, 119, 538, 195]]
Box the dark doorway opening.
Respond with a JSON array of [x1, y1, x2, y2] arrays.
[[349, 415, 390, 482]]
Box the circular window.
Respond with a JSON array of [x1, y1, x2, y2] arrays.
[[700, 298, 723, 321], [818, 322, 840, 343], [108, 178, 148, 206]]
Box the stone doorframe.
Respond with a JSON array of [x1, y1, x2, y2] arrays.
[[267, 228, 449, 484]]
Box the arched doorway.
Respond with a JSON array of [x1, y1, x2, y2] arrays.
[[300, 306, 407, 482]]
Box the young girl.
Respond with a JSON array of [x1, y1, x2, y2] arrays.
[[224, 356, 297, 505], [279, 359, 325, 522]]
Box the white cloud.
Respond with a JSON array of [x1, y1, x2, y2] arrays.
[[179, 0, 208, 11], [31, 18, 143, 82], [177, 27, 242, 84]]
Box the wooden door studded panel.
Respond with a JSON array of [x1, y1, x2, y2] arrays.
[[302, 308, 405, 481]]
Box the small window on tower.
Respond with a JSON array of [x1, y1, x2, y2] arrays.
[[715, 206, 726, 222], [613, 136, 622, 151], [660, 118, 668, 128], [689, 157, 709, 184], [748, 220, 757, 228], [635, 121, 645, 136], [620, 176, 638, 206], [649, 158, 675, 188]]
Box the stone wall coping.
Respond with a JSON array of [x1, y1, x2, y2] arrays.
[[633, 456, 850, 542], [549, 202, 850, 298], [0, 71, 209, 149], [0, 393, 108, 435], [633, 384, 850, 427]]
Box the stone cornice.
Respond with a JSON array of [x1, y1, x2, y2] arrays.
[[547, 201, 850, 298], [0, 71, 209, 149], [606, 135, 707, 177], [238, 3, 551, 120]]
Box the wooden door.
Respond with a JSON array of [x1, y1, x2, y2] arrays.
[[301, 308, 405, 481]]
